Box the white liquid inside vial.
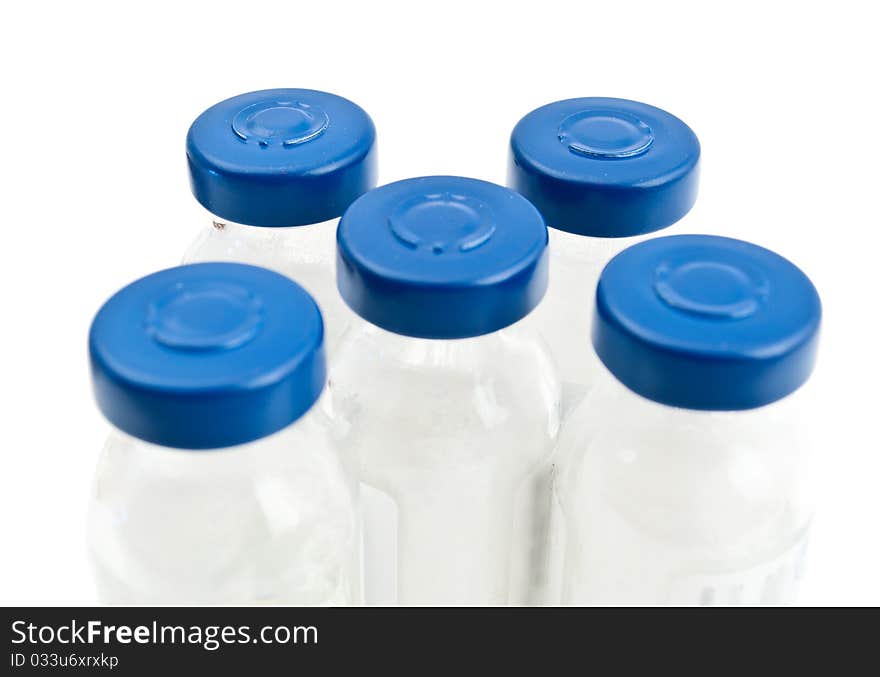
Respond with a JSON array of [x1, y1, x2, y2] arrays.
[[325, 319, 562, 605], [88, 402, 358, 605], [523, 228, 666, 412], [554, 373, 816, 605]]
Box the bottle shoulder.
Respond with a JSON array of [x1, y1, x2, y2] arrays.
[[560, 372, 811, 455], [334, 320, 556, 379], [555, 375, 814, 543], [330, 322, 561, 416], [182, 217, 338, 269], [94, 410, 351, 496], [325, 322, 562, 468]]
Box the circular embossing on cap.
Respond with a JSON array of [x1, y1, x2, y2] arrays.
[[558, 109, 654, 159], [653, 261, 768, 320], [388, 192, 497, 255], [146, 281, 264, 351], [232, 99, 329, 148]]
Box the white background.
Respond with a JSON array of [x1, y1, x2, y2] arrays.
[[1, 1, 877, 605]]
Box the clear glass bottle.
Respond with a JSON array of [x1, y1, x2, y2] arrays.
[[183, 216, 339, 324], [509, 97, 700, 403], [528, 228, 650, 408], [88, 262, 357, 604], [555, 235, 822, 605], [328, 176, 562, 604], [183, 88, 378, 349]]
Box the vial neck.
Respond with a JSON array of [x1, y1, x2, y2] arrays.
[[549, 226, 649, 267], [207, 214, 339, 246], [344, 318, 530, 370]]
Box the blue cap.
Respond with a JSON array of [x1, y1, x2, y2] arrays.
[[509, 97, 700, 238], [337, 176, 549, 339], [187, 88, 377, 227], [593, 235, 821, 411], [89, 263, 326, 449]]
